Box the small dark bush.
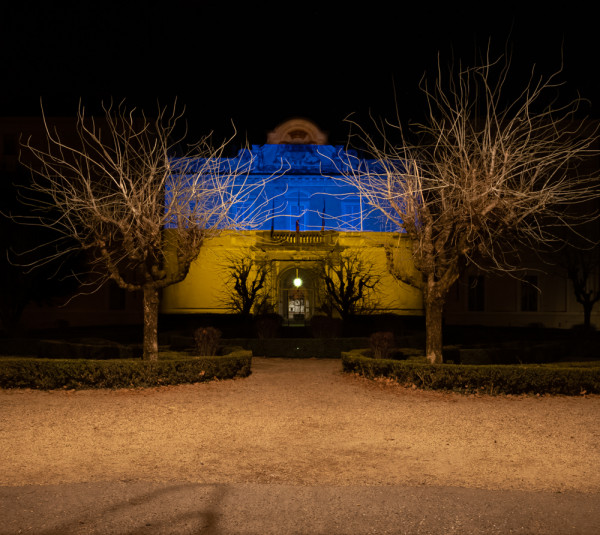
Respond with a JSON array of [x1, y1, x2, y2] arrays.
[[194, 327, 221, 356], [341, 351, 600, 395], [310, 315, 343, 338], [369, 331, 395, 359], [255, 313, 283, 339]]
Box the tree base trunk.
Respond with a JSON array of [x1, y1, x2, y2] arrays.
[[425, 299, 444, 364], [143, 286, 159, 361]]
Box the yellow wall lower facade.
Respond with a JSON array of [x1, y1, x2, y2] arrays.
[[161, 230, 423, 318]]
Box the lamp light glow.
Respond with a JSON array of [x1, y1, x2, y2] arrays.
[[293, 267, 303, 288]]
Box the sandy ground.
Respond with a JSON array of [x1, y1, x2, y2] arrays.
[[0, 358, 599, 492]]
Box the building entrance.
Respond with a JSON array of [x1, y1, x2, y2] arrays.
[[284, 286, 314, 323], [278, 265, 317, 325]]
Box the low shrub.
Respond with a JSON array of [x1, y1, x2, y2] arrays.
[[234, 338, 370, 358], [194, 327, 222, 356], [369, 331, 395, 359], [0, 350, 252, 390], [342, 351, 600, 395]]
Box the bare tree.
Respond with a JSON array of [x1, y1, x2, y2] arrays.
[[565, 246, 600, 331], [315, 249, 381, 321], [337, 55, 599, 363], [18, 102, 275, 360], [219, 250, 272, 317]]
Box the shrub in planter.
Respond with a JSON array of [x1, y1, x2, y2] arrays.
[[369, 331, 395, 359], [194, 327, 221, 356]]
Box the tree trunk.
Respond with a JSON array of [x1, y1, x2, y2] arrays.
[[425, 298, 444, 364], [583, 300, 593, 332], [142, 285, 160, 361]]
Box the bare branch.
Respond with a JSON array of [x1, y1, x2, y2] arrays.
[[313, 249, 382, 320], [218, 249, 272, 317]]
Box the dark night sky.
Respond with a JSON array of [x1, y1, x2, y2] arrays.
[[2, 2, 599, 146]]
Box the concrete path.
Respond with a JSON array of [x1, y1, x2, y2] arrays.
[[1, 481, 599, 534]]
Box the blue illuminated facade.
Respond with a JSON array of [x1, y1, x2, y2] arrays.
[[194, 142, 395, 233], [170, 118, 401, 233]]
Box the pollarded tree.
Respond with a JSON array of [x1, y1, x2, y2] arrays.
[[338, 55, 599, 363], [315, 249, 381, 321], [19, 102, 275, 360]]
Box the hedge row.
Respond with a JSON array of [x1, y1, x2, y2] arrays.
[[341, 352, 600, 395], [0, 351, 252, 390], [169, 336, 373, 358]]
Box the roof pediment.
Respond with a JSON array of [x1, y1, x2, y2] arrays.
[[267, 118, 328, 145]]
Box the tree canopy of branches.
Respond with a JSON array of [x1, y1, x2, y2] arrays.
[[338, 55, 599, 362], [219, 250, 272, 317], [315, 249, 381, 321], [19, 102, 275, 360]]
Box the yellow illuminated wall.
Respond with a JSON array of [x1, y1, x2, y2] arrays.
[[161, 230, 423, 317]]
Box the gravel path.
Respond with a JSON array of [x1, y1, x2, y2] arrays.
[[1, 358, 599, 492]]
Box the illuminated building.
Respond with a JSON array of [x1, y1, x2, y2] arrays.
[[161, 119, 423, 322]]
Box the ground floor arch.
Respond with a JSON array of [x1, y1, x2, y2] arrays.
[[277, 263, 319, 324]]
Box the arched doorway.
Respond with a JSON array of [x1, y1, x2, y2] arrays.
[[278, 265, 317, 325]]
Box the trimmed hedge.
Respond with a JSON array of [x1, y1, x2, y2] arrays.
[[342, 351, 600, 395], [0, 350, 252, 390], [169, 336, 371, 358]]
